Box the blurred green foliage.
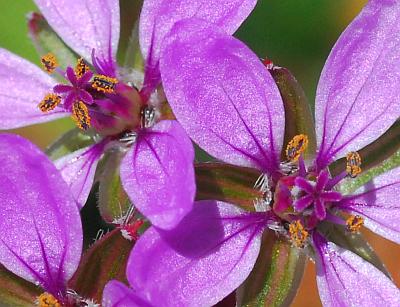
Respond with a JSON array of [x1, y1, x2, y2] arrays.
[[0, 0, 367, 148]]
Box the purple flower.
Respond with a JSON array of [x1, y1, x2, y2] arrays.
[[111, 1, 400, 305], [0, 134, 87, 306], [0, 0, 220, 230]]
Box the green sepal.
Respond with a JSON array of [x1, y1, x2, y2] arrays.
[[270, 67, 316, 160], [320, 222, 391, 278], [98, 151, 132, 223], [27, 12, 77, 69], [237, 231, 306, 307], [68, 228, 134, 303], [45, 128, 95, 161], [0, 265, 41, 306], [118, 0, 144, 70], [195, 163, 262, 211], [331, 120, 400, 176], [330, 121, 400, 194]]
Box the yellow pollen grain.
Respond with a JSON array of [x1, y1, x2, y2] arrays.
[[289, 220, 308, 248], [38, 93, 61, 112], [346, 215, 364, 233], [74, 58, 90, 78], [91, 74, 118, 94], [37, 292, 61, 307], [72, 101, 91, 130], [286, 134, 309, 162], [40, 53, 58, 73], [346, 151, 362, 178]]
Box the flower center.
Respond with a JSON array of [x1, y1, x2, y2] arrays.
[[37, 292, 60, 307], [258, 134, 365, 247], [38, 53, 144, 135]]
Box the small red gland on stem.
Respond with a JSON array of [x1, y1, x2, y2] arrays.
[[346, 152, 362, 178], [120, 219, 144, 241], [40, 53, 58, 73], [262, 57, 274, 69], [37, 292, 61, 307], [346, 215, 364, 233]]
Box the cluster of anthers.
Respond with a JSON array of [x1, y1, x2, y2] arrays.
[[255, 134, 364, 249], [38, 53, 119, 131], [36, 291, 99, 307]]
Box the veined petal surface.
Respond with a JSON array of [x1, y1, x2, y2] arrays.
[[102, 280, 152, 307], [120, 120, 195, 230], [55, 142, 106, 209], [338, 166, 400, 244], [128, 200, 265, 306], [315, 0, 400, 168], [313, 233, 400, 307], [160, 19, 284, 174], [34, 0, 120, 67], [139, 0, 257, 70], [0, 48, 66, 129], [0, 134, 82, 294]]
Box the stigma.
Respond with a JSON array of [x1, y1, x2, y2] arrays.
[[74, 58, 90, 78], [286, 134, 309, 162], [38, 93, 61, 112], [72, 101, 91, 130], [346, 152, 362, 178], [346, 215, 364, 232], [288, 220, 308, 248], [92, 75, 118, 93], [40, 53, 58, 73], [36, 292, 60, 307]]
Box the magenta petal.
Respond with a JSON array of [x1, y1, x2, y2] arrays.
[[139, 0, 257, 69], [128, 200, 264, 306], [313, 233, 400, 306], [0, 48, 67, 129], [315, 1, 400, 168], [120, 120, 195, 230], [160, 19, 284, 174], [34, 0, 120, 66], [55, 142, 106, 209], [0, 134, 82, 294], [338, 166, 400, 244], [102, 280, 151, 307]]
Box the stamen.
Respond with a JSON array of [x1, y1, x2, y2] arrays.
[[346, 152, 362, 178], [346, 215, 364, 233], [40, 53, 58, 73], [141, 106, 156, 128], [92, 74, 118, 93], [37, 292, 61, 307], [288, 220, 308, 248], [71, 101, 91, 130], [38, 93, 61, 112], [74, 58, 90, 78], [286, 134, 309, 162]]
